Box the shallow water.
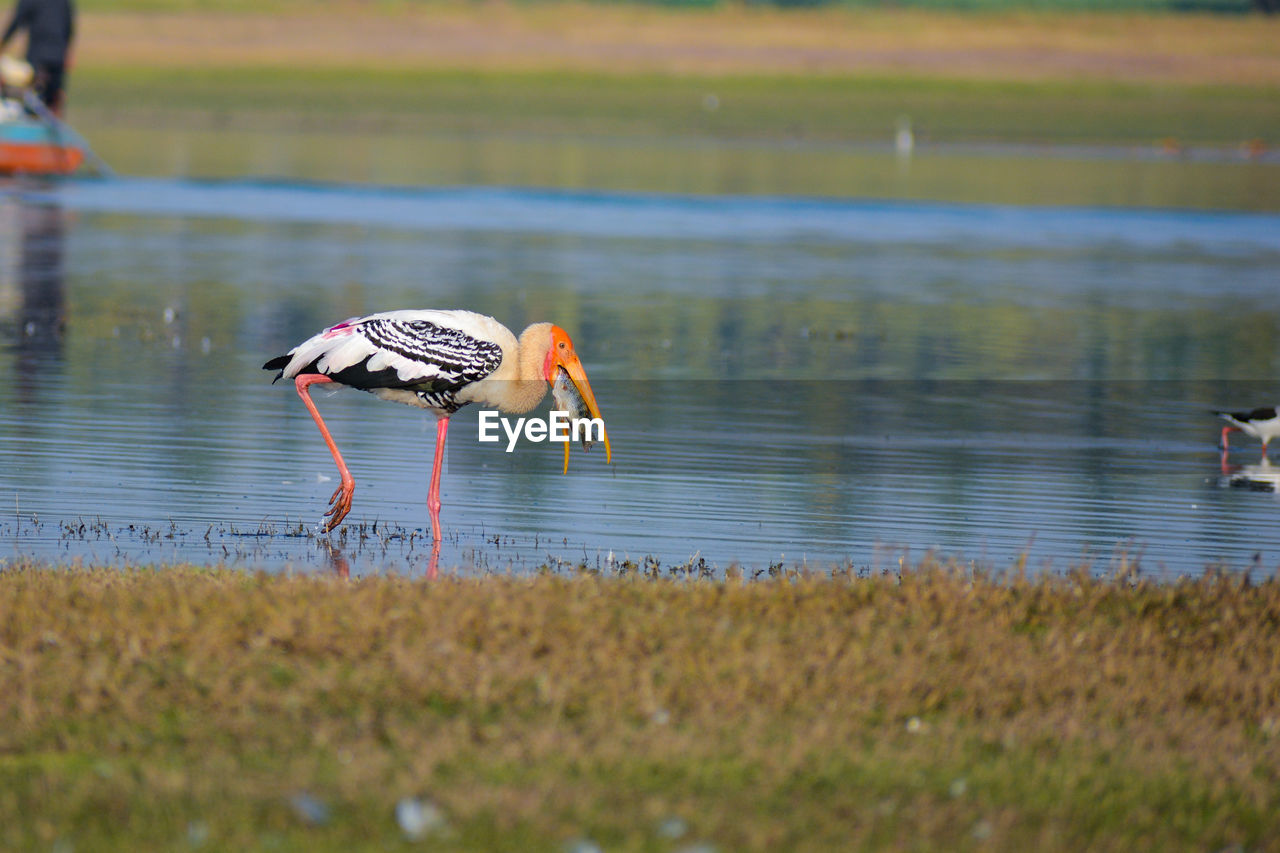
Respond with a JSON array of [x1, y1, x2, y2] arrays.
[[2, 175, 1279, 579], [83, 124, 1280, 211]]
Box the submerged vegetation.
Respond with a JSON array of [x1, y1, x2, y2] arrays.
[[1, 562, 1278, 850]]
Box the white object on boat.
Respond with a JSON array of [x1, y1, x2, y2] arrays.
[[0, 55, 33, 88]]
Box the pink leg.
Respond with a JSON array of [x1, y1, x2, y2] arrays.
[[427, 416, 450, 544], [426, 538, 441, 582], [1220, 425, 1239, 452], [294, 374, 355, 532]]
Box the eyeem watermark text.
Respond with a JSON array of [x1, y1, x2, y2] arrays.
[[478, 411, 605, 452]]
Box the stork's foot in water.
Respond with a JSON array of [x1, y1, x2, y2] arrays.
[[426, 538, 440, 581], [322, 479, 355, 532]]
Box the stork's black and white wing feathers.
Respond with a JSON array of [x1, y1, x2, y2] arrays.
[[356, 317, 503, 386], [264, 310, 506, 413]]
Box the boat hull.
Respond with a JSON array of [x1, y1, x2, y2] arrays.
[[0, 117, 84, 175]]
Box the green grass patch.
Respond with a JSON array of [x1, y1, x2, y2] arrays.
[[71, 65, 1280, 147], [0, 564, 1277, 850]]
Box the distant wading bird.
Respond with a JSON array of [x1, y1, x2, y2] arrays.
[[264, 309, 611, 541], [1215, 407, 1280, 458]]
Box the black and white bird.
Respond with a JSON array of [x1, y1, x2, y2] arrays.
[[264, 309, 611, 541], [1215, 406, 1280, 458]]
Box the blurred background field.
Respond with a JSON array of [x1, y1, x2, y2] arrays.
[[59, 3, 1280, 205], [69, 0, 1280, 14]]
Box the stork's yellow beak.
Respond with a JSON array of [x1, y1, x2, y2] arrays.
[[549, 326, 612, 474]]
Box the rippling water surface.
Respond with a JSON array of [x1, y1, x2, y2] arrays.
[[2, 176, 1279, 578]]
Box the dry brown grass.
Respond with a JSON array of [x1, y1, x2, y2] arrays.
[[1, 562, 1279, 850], [75, 5, 1280, 84]]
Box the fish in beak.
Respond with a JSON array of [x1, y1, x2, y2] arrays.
[[547, 326, 612, 474]]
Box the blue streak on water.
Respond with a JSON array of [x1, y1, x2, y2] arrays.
[[31, 177, 1280, 255]]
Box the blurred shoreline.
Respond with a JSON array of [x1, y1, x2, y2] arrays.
[[75, 6, 1280, 85]]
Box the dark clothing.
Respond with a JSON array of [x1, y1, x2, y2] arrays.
[[30, 60, 62, 111], [1, 0, 74, 67], [1, 0, 74, 113]]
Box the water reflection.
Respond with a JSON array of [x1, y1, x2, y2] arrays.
[[319, 529, 440, 580], [1219, 458, 1280, 493], [320, 540, 350, 579], [0, 193, 67, 402], [78, 124, 1280, 212]]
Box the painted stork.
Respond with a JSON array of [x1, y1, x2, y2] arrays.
[[264, 309, 611, 541], [1215, 407, 1280, 458]]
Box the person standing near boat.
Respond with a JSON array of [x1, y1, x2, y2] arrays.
[[0, 0, 74, 115]]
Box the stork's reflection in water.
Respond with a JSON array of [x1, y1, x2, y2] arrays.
[[320, 539, 441, 580]]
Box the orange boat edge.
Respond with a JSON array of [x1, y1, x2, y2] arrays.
[[0, 139, 84, 175]]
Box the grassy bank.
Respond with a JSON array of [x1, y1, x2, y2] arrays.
[[60, 6, 1280, 148], [1, 563, 1278, 851], [47, 6, 1280, 198], [70, 66, 1280, 149], [72, 6, 1280, 86]]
